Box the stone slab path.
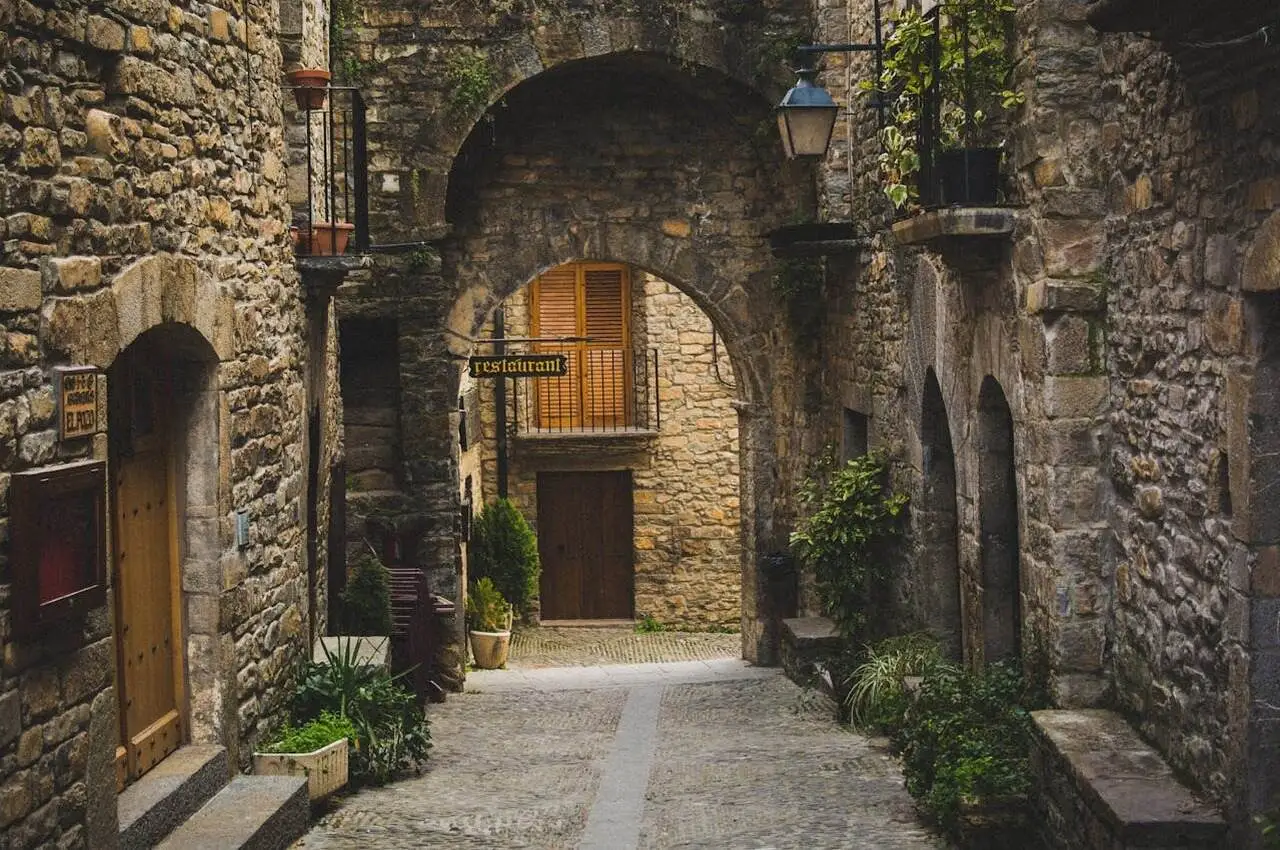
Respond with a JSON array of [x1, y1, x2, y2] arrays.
[[294, 661, 944, 850], [509, 626, 741, 668]]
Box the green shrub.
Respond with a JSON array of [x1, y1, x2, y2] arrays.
[[293, 639, 430, 786], [470, 498, 541, 617], [261, 711, 356, 754], [789, 451, 909, 642], [341, 553, 393, 636], [466, 577, 512, 632], [893, 660, 1039, 832], [846, 633, 949, 732], [634, 614, 666, 633]]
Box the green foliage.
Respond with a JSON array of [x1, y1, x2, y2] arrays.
[[893, 661, 1040, 832], [1259, 812, 1280, 849], [470, 498, 541, 617], [330, 0, 363, 82], [634, 614, 666, 634], [845, 633, 949, 731], [445, 51, 494, 116], [790, 451, 909, 642], [293, 639, 431, 786], [261, 711, 356, 754], [861, 0, 1023, 210], [772, 257, 825, 346], [466, 577, 513, 633], [341, 553, 393, 636]]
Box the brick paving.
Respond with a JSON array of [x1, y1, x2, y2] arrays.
[[295, 661, 945, 850], [509, 626, 741, 668]]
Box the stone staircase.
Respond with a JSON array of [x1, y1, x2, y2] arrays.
[[117, 745, 309, 850]]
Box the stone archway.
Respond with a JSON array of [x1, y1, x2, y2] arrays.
[[44, 255, 235, 748], [977, 375, 1021, 663], [919, 368, 963, 659], [416, 50, 808, 664]]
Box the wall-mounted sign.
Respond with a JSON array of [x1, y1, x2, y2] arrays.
[[56, 366, 100, 440], [468, 354, 569, 379], [10, 460, 107, 638]]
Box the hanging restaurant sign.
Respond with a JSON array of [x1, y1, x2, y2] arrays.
[[55, 366, 100, 440], [468, 354, 569, 379]]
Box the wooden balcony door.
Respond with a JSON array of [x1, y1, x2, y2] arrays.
[[531, 263, 631, 430], [110, 346, 185, 790], [537, 471, 634, 620]]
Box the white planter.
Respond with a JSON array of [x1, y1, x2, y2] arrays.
[[253, 737, 350, 800]]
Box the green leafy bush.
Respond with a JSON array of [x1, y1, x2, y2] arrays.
[[846, 633, 949, 731], [261, 711, 356, 754], [341, 553, 393, 636], [465, 577, 512, 633], [634, 614, 666, 634], [789, 451, 909, 642], [893, 661, 1038, 832], [469, 498, 541, 618], [293, 639, 430, 786]]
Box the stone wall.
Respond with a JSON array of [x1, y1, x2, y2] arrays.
[[0, 0, 334, 845], [473, 271, 742, 629]]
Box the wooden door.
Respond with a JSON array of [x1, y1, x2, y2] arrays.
[[112, 355, 184, 789], [537, 471, 634, 620]]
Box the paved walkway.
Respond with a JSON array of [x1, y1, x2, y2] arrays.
[[295, 662, 944, 850], [509, 626, 741, 668]]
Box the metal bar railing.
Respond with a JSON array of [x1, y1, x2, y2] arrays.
[[287, 85, 370, 256], [513, 347, 659, 436]]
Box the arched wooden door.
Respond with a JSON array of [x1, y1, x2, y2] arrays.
[[110, 346, 185, 789]]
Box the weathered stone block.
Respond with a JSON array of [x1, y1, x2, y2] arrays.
[[41, 257, 101, 294], [1044, 376, 1108, 419], [0, 690, 20, 749], [1244, 210, 1280, 292], [17, 127, 60, 171], [85, 15, 126, 51], [0, 268, 42, 312], [1045, 314, 1092, 374], [1025, 279, 1105, 314]]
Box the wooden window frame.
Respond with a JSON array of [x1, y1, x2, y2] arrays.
[[10, 460, 108, 639]]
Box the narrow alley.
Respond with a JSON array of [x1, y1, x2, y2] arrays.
[[295, 637, 942, 850]]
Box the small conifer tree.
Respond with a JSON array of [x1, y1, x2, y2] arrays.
[[469, 498, 540, 618], [341, 552, 394, 636]]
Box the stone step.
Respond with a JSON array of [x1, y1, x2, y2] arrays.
[[118, 744, 230, 850], [155, 775, 309, 850]]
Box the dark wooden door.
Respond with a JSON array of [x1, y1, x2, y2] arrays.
[[538, 471, 634, 620]]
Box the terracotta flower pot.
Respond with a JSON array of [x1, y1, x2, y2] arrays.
[[296, 221, 354, 256], [286, 68, 331, 111]]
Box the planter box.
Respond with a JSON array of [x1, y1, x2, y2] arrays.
[[253, 737, 349, 801]]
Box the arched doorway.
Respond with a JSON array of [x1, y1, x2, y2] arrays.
[[977, 376, 1021, 662], [108, 324, 219, 787], [920, 369, 962, 659]]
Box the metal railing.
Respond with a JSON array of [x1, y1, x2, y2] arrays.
[[512, 347, 660, 435], [288, 85, 369, 256]]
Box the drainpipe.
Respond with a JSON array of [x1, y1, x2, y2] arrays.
[[494, 308, 509, 499]]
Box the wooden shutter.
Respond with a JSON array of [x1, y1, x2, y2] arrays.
[[582, 266, 629, 428], [532, 267, 582, 430], [531, 263, 631, 430]]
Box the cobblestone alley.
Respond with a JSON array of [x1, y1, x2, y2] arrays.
[[295, 658, 943, 850]]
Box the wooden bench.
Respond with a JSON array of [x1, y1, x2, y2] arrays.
[[1031, 709, 1228, 849]]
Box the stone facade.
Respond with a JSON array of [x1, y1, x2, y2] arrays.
[[472, 271, 741, 629], [0, 1, 340, 846]]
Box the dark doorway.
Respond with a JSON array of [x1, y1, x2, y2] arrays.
[[537, 471, 635, 620], [920, 370, 963, 659], [978, 376, 1021, 662]]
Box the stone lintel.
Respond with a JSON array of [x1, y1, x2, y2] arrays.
[[1032, 709, 1227, 845], [1026, 279, 1105, 315], [891, 207, 1016, 246], [298, 255, 373, 298]]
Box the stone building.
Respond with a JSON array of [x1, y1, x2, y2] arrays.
[[0, 0, 346, 845], [467, 264, 741, 628]]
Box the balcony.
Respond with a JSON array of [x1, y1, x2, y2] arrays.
[[287, 84, 375, 293], [511, 347, 660, 453]]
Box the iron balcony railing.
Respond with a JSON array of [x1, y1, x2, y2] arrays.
[[512, 346, 660, 436], [288, 85, 369, 256]]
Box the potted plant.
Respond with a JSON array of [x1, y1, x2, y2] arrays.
[[469, 498, 541, 621], [285, 67, 331, 111], [253, 711, 355, 800], [466, 577, 513, 670], [864, 0, 1023, 211], [294, 221, 356, 256]]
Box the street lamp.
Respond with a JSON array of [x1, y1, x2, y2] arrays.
[[775, 1, 888, 160]]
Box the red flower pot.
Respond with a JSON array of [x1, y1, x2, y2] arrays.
[[286, 69, 331, 111], [296, 221, 354, 256]]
